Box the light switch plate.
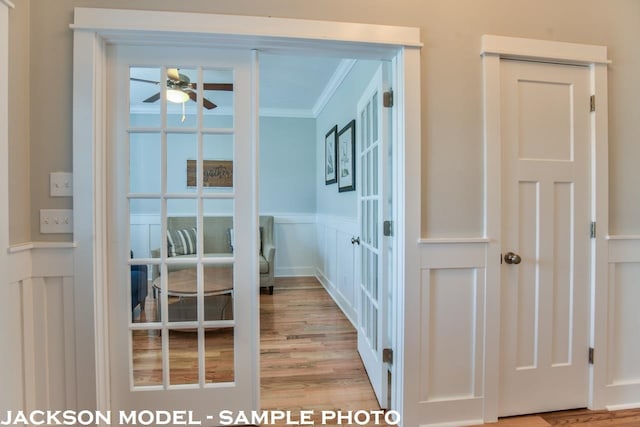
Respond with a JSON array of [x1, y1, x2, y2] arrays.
[[50, 172, 73, 197], [40, 209, 73, 234]]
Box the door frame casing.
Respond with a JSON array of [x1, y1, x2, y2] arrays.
[[71, 7, 422, 422], [481, 35, 610, 421]]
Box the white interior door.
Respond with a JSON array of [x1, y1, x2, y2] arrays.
[[499, 59, 591, 416], [107, 45, 259, 424], [355, 64, 391, 409]]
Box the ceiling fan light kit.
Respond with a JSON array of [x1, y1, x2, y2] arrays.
[[166, 88, 189, 104]]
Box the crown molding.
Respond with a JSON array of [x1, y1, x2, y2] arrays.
[[312, 59, 356, 117]]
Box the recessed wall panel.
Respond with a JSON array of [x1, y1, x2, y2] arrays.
[[610, 263, 640, 384], [423, 268, 477, 401]]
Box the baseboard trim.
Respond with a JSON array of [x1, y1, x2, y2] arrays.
[[275, 266, 316, 277]]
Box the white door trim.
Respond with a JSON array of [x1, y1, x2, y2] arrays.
[[71, 8, 421, 423], [481, 35, 610, 421]]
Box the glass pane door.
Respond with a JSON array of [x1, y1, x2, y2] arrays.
[[356, 64, 390, 408], [109, 45, 258, 423]]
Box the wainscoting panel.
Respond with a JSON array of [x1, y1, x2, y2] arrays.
[[417, 240, 487, 426], [420, 268, 483, 401], [315, 215, 358, 325], [273, 215, 317, 277], [6, 245, 76, 414], [604, 236, 640, 409], [0, 280, 25, 414]]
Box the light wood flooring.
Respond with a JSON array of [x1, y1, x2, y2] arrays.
[[132, 277, 640, 426], [472, 408, 640, 426], [260, 277, 386, 425]]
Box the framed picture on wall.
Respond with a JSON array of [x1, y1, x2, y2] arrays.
[[325, 125, 338, 185], [337, 119, 356, 192], [186, 160, 233, 187]]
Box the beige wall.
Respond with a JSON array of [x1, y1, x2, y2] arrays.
[[8, 0, 30, 244], [8, 0, 640, 243]]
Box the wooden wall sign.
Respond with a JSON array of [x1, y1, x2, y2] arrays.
[[187, 160, 233, 187]]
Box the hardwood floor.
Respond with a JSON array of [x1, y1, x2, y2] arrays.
[[472, 408, 640, 426], [260, 277, 386, 425]]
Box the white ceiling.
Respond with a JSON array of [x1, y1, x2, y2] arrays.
[[129, 54, 349, 118]]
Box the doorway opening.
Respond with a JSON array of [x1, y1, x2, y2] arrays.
[[73, 7, 421, 423], [257, 52, 395, 414]]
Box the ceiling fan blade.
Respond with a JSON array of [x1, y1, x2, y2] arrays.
[[194, 83, 234, 91], [143, 92, 161, 103], [202, 97, 217, 110], [187, 91, 217, 109], [130, 77, 160, 85], [167, 68, 181, 81]]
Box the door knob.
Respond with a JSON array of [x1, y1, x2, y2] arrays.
[[351, 236, 361, 245], [504, 252, 522, 265]]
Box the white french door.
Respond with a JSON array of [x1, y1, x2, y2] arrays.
[[499, 59, 591, 416], [355, 64, 392, 409], [107, 45, 259, 424]]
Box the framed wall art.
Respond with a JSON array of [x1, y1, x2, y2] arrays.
[[337, 119, 356, 192], [187, 159, 233, 187], [325, 125, 338, 185]]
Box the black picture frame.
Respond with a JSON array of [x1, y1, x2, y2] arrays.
[[337, 119, 356, 192], [325, 125, 338, 185]]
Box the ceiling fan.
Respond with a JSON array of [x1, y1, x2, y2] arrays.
[[130, 68, 233, 110]]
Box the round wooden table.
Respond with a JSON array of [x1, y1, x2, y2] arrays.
[[152, 266, 233, 322]]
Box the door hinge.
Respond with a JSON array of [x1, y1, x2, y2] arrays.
[[383, 90, 394, 108], [383, 220, 393, 237], [590, 95, 596, 112], [589, 347, 595, 364], [590, 221, 596, 239], [383, 348, 393, 364]]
